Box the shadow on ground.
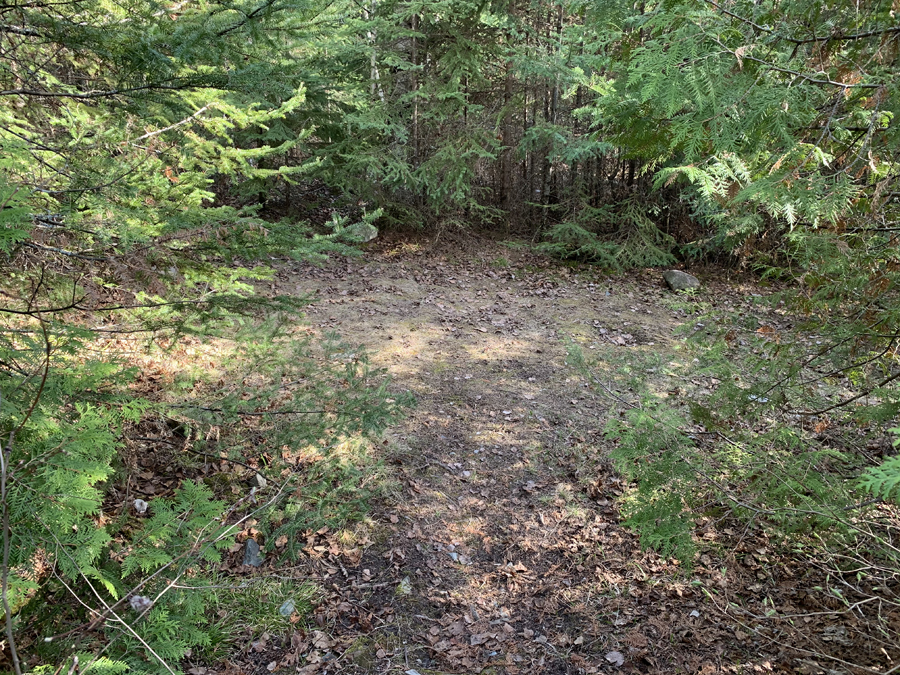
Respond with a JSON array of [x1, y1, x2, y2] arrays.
[[225, 235, 880, 675]]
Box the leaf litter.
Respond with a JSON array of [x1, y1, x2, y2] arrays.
[[188, 233, 899, 675]]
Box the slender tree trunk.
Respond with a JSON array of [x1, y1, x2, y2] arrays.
[[530, 78, 539, 211], [499, 0, 517, 216], [411, 13, 419, 171], [522, 75, 529, 185], [365, 0, 384, 102], [549, 4, 562, 206], [502, 63, 514, 213]]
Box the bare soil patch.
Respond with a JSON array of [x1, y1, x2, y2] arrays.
[[223, 234, 887, 675]]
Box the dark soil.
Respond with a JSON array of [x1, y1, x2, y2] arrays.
[[212, 232, 896, 675]]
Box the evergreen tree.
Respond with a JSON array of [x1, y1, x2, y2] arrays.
[[1, 1, 408, 672]]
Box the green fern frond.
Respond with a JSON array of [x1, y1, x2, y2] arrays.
[[859, 456, 900, 503]]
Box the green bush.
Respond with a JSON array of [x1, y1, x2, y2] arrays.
[[540, 197, 677, 270]]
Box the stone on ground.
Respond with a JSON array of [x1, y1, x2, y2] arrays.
[[243, 538, 264, 567], [663, 269, 700, 291]]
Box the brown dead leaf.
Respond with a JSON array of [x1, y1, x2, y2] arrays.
[[311, 631, 332, 650], [470, 632, 496, 646]]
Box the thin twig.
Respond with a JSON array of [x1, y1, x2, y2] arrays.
[[0, 388, 24, 675], [1, 81, 198, 100], [705, 590, 900, 675], [171, 403, 336, 416], [797, 368, 900, 415], [129, 436, 284, 489], [0, 321, 52, 675], [704, 0, 900, 45], [76, 483, 290, 674], [132, 105, 211, 142]]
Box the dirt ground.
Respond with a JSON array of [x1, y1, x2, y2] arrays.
[[227, 234, 891, 675]]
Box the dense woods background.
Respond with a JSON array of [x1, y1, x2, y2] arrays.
[[1, 0, 899, 672]]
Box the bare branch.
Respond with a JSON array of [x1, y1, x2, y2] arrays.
[[0, 24, 42, 37], [704, 0, 900, 46], [797, 368, 900, 416], [131, 104, 211, 142], [0, 81, 200, 100]]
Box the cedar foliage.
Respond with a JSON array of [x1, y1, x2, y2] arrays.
[[575, 0, 900, 559], [3, 0, 900, 670], [1, 1, 409, 673]]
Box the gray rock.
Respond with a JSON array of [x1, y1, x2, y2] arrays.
[[279, 599, 296, 616], [129, 595, 153, 612], [663, 269, 701, 291], [347, 221, 378, 242], [243, 539, 264, 567]]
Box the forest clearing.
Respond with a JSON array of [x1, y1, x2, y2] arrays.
[[2, 0, 899, 672], [225, 235, 899, 675]]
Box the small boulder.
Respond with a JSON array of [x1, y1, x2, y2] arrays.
[[129, 595, 153, 612], [347, 221, 378, 242], [243, 538, 264, 567], [663, 269, 700, 291]]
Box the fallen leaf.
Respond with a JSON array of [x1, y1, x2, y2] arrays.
[[311, 631, 332, 649], [605, 651, 625, 666], [470, 632, 495, 646]]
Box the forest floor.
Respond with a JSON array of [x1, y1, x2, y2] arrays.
[[213, 233, 883, 675]]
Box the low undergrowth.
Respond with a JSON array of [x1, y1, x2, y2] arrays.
[[568, 287, 900, 667], [2, 284, 411, 675]]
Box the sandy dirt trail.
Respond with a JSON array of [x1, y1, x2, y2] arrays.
[[267, 237, 726, 675]]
